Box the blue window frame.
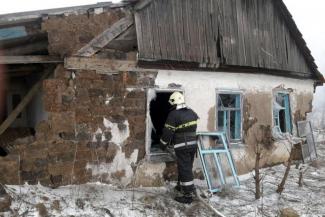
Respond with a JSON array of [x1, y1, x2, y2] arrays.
[[217, 92, 242, 141], [273, 93, 292, 133]]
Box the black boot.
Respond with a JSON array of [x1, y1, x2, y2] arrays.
[[174, 193, 193, 204]]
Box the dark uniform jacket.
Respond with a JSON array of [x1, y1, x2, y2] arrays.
[[160, 107, 199, 150]]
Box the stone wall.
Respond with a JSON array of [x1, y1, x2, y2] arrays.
[[0, 9, 161, 187], [42, 8, 128, 57], [0, 66, 157, 186]]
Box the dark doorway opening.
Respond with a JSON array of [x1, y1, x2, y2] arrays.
[[149, 92, 174, 152]]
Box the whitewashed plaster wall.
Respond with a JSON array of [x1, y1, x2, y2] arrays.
[[155, 70, 314, 132], [154, 70, 315, 174]]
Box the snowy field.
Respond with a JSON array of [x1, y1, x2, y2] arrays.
[[2, 140, 325, 217]]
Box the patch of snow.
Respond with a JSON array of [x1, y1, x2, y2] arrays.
[[92, 128, 105, 142], [5, 183, 215, 217], [105, 94, 113, 105], [103, 118, 129, 145], [86, 149, 138, 185], [126, 87, 144, 92]]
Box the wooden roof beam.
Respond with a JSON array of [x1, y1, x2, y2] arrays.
[[75, 16, 134, 57], [65, 57, 156, 73], [134, 0, 152, 11], [0, 55, 63, 64]]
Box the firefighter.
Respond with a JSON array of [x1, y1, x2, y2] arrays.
[[160, 91, 199, 204]]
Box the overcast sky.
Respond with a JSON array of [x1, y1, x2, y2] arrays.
[[283, 0, 325, 75]]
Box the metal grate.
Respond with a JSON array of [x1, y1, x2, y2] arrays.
[[297, 121, 317, 162]]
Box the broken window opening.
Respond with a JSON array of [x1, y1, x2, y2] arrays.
[[273, 92, 292, 133], [146, 89, 184, 162], [0, 73, 48, 156], [216, 92, 242, 142]]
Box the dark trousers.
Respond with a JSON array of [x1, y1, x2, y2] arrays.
[[175, 146, 197, 194]]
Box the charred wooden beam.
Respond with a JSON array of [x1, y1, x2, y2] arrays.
[[105, 25, 137, 52], [75, 16, 134, 57], [0, 56, 62, 64]]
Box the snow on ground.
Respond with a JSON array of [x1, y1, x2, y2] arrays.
[[2, 140, 325, 217], [2, 182, 215, 217], [209, 140, 325, 217]]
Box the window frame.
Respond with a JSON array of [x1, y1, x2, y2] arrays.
[[215, 89, 243, 144], [273, 91, 292, 134], [145, 88, 185, 162]]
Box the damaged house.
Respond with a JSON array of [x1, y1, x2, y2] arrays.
[[0, 0, 323, 187]]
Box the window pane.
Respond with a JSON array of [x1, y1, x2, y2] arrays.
[[275, 94, 285, 107], [218, 111, 226, 132], [283, 94, 292, 133], [230, 110, 241, 140], [218, 94, 240, 109]]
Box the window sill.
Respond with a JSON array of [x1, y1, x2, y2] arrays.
[[229, 142, 245, 149], [146, 152, 176, 163]]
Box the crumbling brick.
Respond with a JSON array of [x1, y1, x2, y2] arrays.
[[0, 155, 20, 184], [42, 10, 127, 57]]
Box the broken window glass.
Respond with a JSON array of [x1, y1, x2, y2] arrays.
[[273, 93, 292, 133], [217, 93, 241, 141]]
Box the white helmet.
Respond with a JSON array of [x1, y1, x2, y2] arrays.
[[169, 91, 185, 105]]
